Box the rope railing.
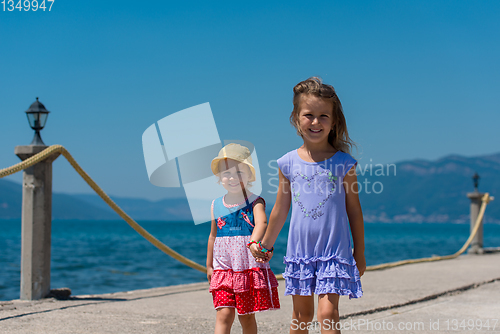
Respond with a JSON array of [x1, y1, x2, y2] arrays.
[[0, 145, 494, 279], [1, 145, 206, 273], [365, 192, 493, 271]]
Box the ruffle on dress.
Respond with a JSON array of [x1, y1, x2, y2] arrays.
[[284, 253, 356, 266], [282, 255, 363, 299], [209, 268, 279, 293]]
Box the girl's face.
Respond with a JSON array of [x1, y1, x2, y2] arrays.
[[297, 94, 334, 145], [218, 159, 251, 194]]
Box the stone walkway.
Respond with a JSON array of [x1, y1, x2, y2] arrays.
[[1, 253, 499, 333]]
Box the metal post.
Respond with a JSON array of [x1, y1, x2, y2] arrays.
[[15, 145, 59, 300], [467, 191, 484, 254]]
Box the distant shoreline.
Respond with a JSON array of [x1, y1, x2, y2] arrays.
[[1, 218, 500, 224]]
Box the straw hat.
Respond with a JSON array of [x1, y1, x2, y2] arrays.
[[211, 143, 256, 182]]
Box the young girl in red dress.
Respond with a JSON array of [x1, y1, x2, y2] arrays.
[[206, 143, 280, 334]]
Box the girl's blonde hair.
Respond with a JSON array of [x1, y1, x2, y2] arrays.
[[290, 77, 357, 155]]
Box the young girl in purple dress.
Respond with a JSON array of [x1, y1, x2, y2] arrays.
[[254, 77, 366, 334]]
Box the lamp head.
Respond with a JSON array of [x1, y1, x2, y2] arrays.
[[472, 172, 480, 191], [25, 97, 50, 131], [25, 97, 50, 146]]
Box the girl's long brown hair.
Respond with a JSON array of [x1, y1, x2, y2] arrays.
[[290, 76, 357, 155]]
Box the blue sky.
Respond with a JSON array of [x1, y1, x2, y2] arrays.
[[1, 1, 499, 201]]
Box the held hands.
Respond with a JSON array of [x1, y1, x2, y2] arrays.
[[248, 241, 273, 263], [261, 248, 273, 262], [249, 243, 273, 262]]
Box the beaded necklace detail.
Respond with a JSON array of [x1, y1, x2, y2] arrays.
[[222, 195, 250, 208], [291, 169, 338, 220]]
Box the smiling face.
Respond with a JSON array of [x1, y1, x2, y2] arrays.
[[296, 94, 335, 146], [218, 159, 252, 195]]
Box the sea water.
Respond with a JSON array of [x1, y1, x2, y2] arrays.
[[1, 220, 500, 301]]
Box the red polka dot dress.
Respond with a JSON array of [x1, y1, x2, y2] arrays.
[[209, 194, 280, 315]]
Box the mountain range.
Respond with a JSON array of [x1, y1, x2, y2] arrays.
[[358, 152, 499, 223], [1, 152, 498, 223]]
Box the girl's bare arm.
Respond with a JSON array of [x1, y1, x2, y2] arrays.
[[259, 169, 291, 256], [206, 206, 217, 282], [248, 199, 268, 260], [250, 198, 267, 241], [344, 165, 366, 276]]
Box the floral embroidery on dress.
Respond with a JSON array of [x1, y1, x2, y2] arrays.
[[216, 217, 227, 229], [290, 169, 337, 220], [240, 209, 254, 227]]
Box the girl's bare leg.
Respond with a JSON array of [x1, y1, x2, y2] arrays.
[[215, 307, 235, 334], [290, 295, 315, 334], [317, 293, 340, 334], [238, 313, 257, 334]]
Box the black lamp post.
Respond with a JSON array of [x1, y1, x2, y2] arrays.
[[25, 97, 50, 146], [472, 172, 480, 192]]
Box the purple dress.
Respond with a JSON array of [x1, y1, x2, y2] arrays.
[[277, 149, 363, 298]]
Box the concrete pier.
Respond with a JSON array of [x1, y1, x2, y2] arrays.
[[14, 145, 60, 301], [467, 191, 485, 254], [1, 252, 499, 334]]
